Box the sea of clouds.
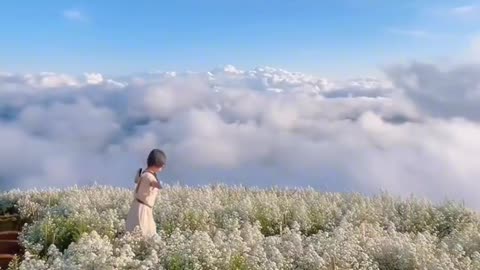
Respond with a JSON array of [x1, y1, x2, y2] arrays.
[[1, 62, 480, 208]]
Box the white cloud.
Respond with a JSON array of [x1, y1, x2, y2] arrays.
[[387, 28, 432, 38], [63, 9, 89, 22], [450, 4, 480, 17], [386, 62, 480, 120], [469, 34, 480, 60], [437, 4, 480, 21], [36, 72, 79, 88], [84, 73, 104, 85], [1, 65, 480, 209]]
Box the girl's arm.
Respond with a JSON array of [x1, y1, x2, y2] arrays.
[[150, 180, 162, 189]]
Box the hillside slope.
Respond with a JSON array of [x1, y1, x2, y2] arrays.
[[1, 184, 479, 269]]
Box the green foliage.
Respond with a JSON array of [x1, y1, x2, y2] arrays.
[[24, 215, 93, 256], [166, 254, 195, 270], [2, 185, 480, 269], [0, 199, 17, 215], [229, 255, 248, 270]]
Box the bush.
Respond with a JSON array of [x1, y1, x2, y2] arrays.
[[1, 184, 479, 269]]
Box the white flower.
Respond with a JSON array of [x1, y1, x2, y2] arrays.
[[1, 185, 479, 269]]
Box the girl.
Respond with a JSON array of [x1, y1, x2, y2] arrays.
[[125, 149, 166, 237]]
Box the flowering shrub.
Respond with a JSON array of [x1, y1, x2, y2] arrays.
[[1, 184, 480, 269]]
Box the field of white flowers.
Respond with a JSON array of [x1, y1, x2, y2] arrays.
[[1, 184, 480, 270]]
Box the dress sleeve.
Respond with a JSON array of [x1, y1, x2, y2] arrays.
[[136, 173, 156, 200]]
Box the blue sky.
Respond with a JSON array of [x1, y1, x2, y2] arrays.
[[0, 0, 478, 78]]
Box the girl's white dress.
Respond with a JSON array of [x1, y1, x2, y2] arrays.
[[125, 171, 159, 237]]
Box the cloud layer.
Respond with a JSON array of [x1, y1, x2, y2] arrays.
[[1, 64, 480, 208], [63, 9, 89, 22]]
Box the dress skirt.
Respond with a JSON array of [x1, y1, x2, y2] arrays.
[[125, 199, 157, 237]]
